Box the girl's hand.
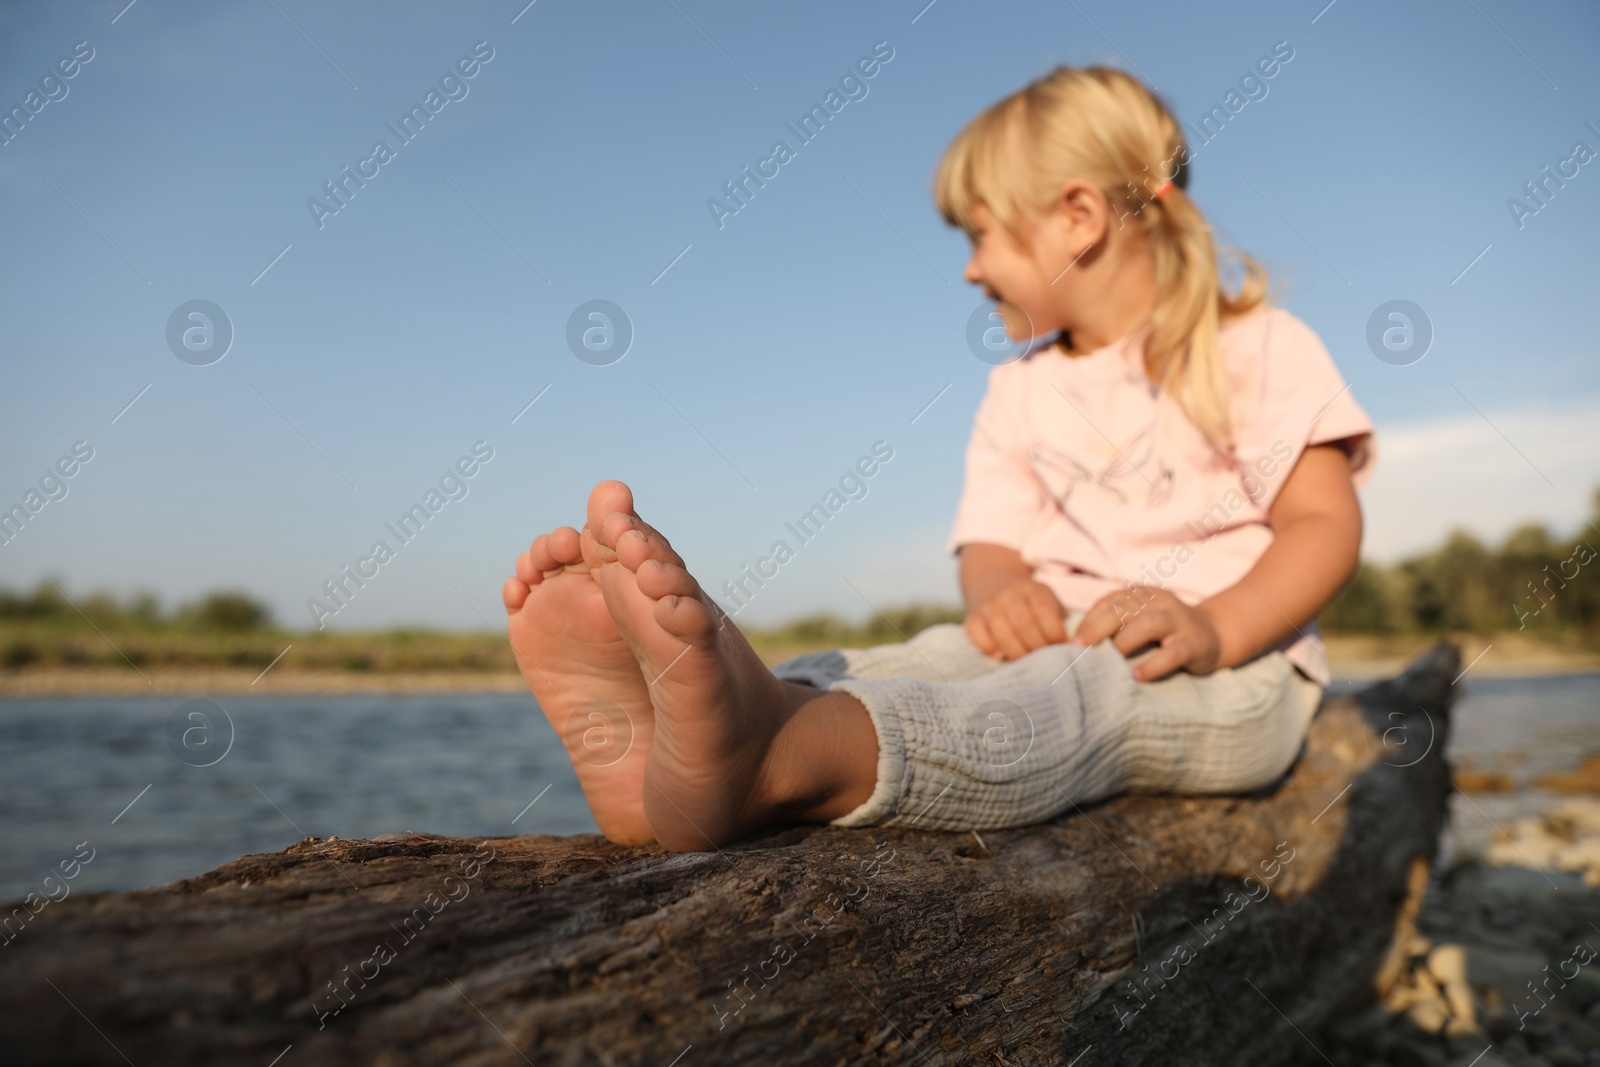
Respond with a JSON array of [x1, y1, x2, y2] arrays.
[[1074, 586, 1222, 681], [965, 579, 1069, 661]]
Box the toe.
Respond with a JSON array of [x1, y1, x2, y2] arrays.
[[614, 522, 685, 573], [652, 593, 718, 646], [516, 549, 539, 583], [635, 557, 700, 600], [599, 511, 642, 553], [580, 522, 610, 569], [529, 534, 557, 572], [502, 576, 531, 613], [587, 480, 636, 548], [548, 526, 583, 566]]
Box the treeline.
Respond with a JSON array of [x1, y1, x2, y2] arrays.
[[1321, 490, 1599, 639], [0, 584, 274, 632], [4, 490, 1596, 654], [746, 495, 1600, 648], [0, 579, 971, 648], [0, 585, 517, 672], [740, 604, 968, 650]]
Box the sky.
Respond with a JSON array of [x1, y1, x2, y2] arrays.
[[1, 0, 1597, 632]]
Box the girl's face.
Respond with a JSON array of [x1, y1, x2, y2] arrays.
[[962, 201, 1065, 343], [963, 184, 1159, 359]]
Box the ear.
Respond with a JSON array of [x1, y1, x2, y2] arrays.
[[1049, 178, 1113, 250]]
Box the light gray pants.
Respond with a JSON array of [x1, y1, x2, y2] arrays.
[[771, 624, 1323, 832]]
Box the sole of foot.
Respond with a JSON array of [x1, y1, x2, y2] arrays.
[[503, 524, 657, 845], [585, 481, 875, 852]]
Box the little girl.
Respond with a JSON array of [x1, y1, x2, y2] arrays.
[[501, 66, 1375, 851]]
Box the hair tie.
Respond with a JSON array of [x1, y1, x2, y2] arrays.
[[1154, 181, 1176, 201]]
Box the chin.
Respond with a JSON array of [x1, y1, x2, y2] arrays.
[[995, 301, 1039, 340]]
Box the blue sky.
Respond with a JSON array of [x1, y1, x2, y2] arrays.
[[1, 0, 1597, 631]]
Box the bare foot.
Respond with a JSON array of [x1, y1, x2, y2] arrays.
[[502, 525, 656, 845], [584, 481, 878, 852]]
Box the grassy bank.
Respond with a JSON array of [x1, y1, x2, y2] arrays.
[[0, 605, 971, 678], [2, 616, 1598, 697], [3, 543, 1599, 694]]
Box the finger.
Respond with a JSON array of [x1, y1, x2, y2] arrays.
[[1111, 609, 1175, 657], [1030, 586, 1068, 644], [1074, 594, 1126, 646], [1001, 593, 1052, 652], [1132, 638, 1188, 682], [965, 614, 999, 657], [985, 611, 1032, 661]]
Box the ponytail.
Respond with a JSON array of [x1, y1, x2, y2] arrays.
[[1144, 182, 1268, 450]]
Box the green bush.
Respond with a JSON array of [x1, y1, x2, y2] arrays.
[[181, 591, 273, 632]]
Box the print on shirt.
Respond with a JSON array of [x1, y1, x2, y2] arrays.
[[1027, 422, 1175, 513]]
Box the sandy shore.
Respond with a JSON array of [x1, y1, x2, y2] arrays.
[[2, 633, 1596, 697], [1321, 633, 1600, 683]]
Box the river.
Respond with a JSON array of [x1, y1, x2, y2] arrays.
[[2, 673, 1596, 901]]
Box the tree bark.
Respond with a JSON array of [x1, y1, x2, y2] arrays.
[[0, 644, 1459, 1066]]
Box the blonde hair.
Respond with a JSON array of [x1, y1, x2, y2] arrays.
[[934, 66, 1268, 452]]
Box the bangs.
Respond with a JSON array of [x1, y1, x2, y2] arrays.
[[933, 95, 1036, 241]]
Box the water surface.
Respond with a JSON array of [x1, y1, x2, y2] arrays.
[[0, 693, 597, 901], [2, 674, 1595, 901]]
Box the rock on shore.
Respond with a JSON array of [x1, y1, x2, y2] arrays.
[[1296, 823, 1600, 1067]]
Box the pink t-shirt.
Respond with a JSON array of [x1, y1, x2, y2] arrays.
[[948, 306, 1376, 687]]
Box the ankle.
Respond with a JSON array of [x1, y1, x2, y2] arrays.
[[753, 683, 878, 826]]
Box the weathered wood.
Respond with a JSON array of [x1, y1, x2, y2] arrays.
[[0, 644, 1459, 1066]]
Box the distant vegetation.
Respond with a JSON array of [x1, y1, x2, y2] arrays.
[[1320, 490, 1599, 641], [0, 584, 967, 673], [0, 584, 507, 673], [0, 585, 273, 633], [1, 492, 1595, 673], [740, 604, 968, 650], [738, 492, 1600, 649]]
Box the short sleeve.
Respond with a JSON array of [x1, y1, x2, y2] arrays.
[[946, 369, 1049, 554], [1226, 309, 1378, 509]]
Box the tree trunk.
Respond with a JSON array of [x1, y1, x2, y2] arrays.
[[0, 644, 1459, 1066]]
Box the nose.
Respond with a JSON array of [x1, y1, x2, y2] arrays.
[[963, 255, 983, 286]]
